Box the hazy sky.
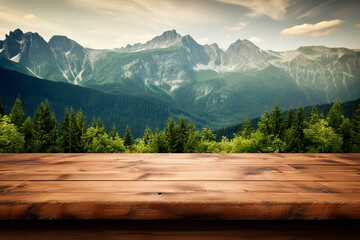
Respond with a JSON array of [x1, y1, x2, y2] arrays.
[[0, 0, 359, 51]]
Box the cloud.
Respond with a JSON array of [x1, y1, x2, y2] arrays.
[[23, 14, 41, 23], [225, 21, 248, 32], [356, 24, 360, 28], [0, 5, 63, 40], [68, 0, 221, 28], [280, 19, 344, 37], [248, 37, 262, 44], [214, 0, 293, 20]]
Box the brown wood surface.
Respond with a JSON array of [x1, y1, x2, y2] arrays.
[[0, 153, 359, 220]]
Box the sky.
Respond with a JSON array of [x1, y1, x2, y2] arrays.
[[0, 0, 359, 51]]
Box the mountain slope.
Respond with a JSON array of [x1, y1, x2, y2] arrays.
[[0, 67, 207, 137], [1, 28, 360, 127]]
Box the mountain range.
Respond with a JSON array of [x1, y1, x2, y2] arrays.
[[1, 28, 360, 131]]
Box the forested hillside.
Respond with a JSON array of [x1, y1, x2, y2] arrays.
[[1, 97, 359, 153], [0, 67, 207, 137], [214, 99, 360, 140]]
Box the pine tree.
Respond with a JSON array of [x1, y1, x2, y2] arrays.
[[143, 125, 153, 144], [241, 119, 252, 139], [61, 108, 81, 153], [33, 101, 59, 153], [164, 117, 177, 152], [76, 110, 87, 152], [351, 104, 360, 152], [123, 125, 133, 146], [201, 126, 216, 142], [285, 107, 294, 129], [270, 104, 283, 136], [76, 110, 87, 135], [150, 128, 167, 153], [310, 104, 320, 124], [258, 111, 271, 135], [175, 114, 187, 152], [0, 96, 6, 116], [22, 117, 34, 153], [327, 99, 344, 132], [294, 104, 306, 152], [9, 97, 26, 129], [110, 124, 118, 140], [340, 118, 352, 152]]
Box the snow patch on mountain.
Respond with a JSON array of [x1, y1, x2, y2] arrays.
[[193, 63, 236, 73], [123, 71, 132, 78], [26, 67, 42, 79], [122, 59, 138, 71], [168, 79, 183, 91], [10, 53, 20, 62], [195, 85, 213, 101]]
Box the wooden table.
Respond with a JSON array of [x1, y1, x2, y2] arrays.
[[0, 153, 359, 239]]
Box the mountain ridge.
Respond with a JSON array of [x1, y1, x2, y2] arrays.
[[1, 28, 360, 127]]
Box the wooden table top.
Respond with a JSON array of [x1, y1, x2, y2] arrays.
[[0, 153, 359, 220]]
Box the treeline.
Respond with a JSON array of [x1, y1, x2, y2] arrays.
[[0, 67, 202, 138], [0, 97, 359, 153], [214, 98, 360, 141]]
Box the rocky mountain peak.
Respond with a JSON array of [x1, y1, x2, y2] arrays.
[[159, 29, 181, 41], [8, 28, 24, 41]]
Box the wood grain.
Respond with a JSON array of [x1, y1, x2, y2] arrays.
[[0, 153, 359, 220]]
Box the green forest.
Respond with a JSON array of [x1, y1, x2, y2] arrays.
[[0, 96, 359, 153]]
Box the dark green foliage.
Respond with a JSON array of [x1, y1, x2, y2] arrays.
[[340, 118, 353, 153], [33, 101, 59, 153], [0, 98, 358, 153], [60, 108, 83, 153], [270, 104, 283, 137], [214, 99, 360, 140], [22, 117, 34, 153], [258, 111, 271, 135], [310, 104, 320, 124], [327, 99, 344, 132], [201, 126, 216, 142], [150, 129, 168, 153], [164, 117, 177, 152], [285, 107, 294, 130], [9, 97, 26, 129], [110, 124, 118, 141], [351, 104, 360, 152], [293, 104, 306, 152], [0, 67, 204, 138], [143, 126, 153, 144], [124, 125, 133, 146], [241, 119, 252, 139], [175, 115, 188, 153], [0, 96, 6, 116], [92, 117, 104, 130]]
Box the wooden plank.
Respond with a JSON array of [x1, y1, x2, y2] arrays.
[[0, 181, 25, 192], [3, 180, 333, 193], [0, 153, 359, 220], [0, 171, 359, 181], [317, 181, 360, 193], [0, 192, 359, 220], [0, 164, 298, 172], [1, 153, 359, 165]]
